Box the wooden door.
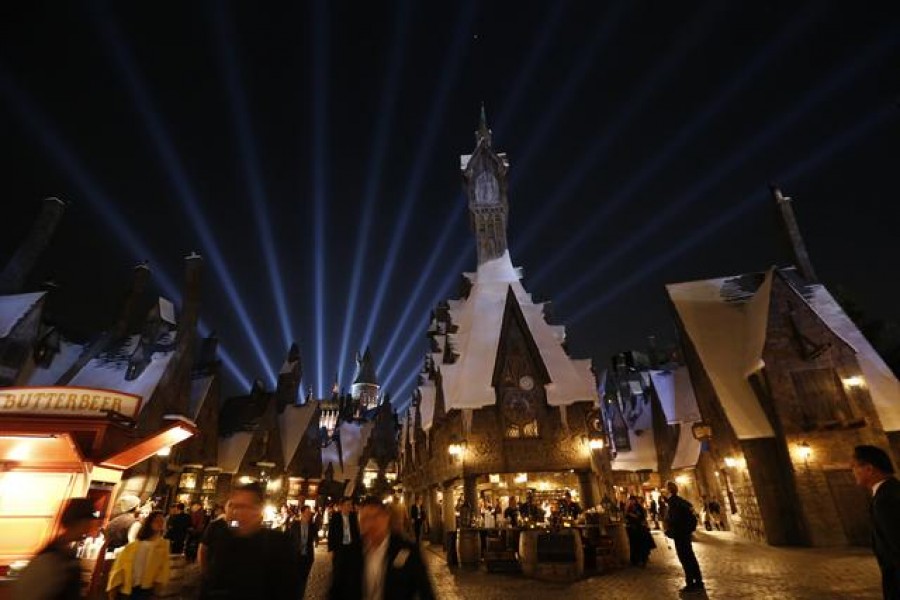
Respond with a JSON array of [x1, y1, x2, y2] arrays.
[[824, 469, 871, 546]]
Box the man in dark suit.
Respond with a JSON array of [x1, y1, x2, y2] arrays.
[[330, 497, 434, 600], [410, 497, 426, 543], [851, 445, 900, 599], [289, 505, 319, 599], [327, 497, 360, 554]]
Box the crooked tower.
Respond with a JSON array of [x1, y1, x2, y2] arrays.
[[461, 106, 510, 266], [351, 346, 380, 414]]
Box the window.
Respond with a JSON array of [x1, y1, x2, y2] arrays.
[[790, 368, 853, 426]]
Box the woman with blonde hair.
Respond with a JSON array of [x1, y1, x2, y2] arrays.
[[107, 510, 170, 599]]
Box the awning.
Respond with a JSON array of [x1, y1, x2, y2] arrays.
[[100, 418, 196, 469], [0, 432, 84, 468]]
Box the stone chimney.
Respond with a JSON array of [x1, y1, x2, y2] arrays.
[[0, 197, 67, 294], [771, 184, 817, 283], [162, 252, 204, 414], [112, 262, 151, 340]]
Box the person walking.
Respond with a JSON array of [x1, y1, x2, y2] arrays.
[[106, 495, 142, 552], [327, 497, 360, 555], [329, 497, 434, 600], [624, 496, 653, 566], [106, 511, 171, 599], [165, 503, 192, 555], [664, 480, 703, 593], [410, 497, 427, 544], [851, 445, 900, 599], [199, 483, 298, 600], [288, 505, 319, 599], [13, 498, 100, 600]]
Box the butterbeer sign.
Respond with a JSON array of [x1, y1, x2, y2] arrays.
[[0, 387, 141, 419]]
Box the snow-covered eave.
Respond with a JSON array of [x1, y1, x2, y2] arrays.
[[802, 283, 900, 432], [0, 292, 45, 338], [666, 272, 776, 440]]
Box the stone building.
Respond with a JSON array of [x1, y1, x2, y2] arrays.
[[400, 111, 601, 542], [217, 344, 398, 505], [667, 186, 900, 546]]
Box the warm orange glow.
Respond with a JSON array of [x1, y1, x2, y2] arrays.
[[100, 422, 196, 469], [0, 433, 82, 466]]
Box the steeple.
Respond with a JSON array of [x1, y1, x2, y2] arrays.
[[771, 184, 817, 283], [461, 106, 510, 266], [351, 346, 380, 413], [352, 346, 379, 386]]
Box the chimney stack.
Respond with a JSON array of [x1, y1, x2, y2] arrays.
[[771, 184, 817, 283], [0, 197, 67, 294]]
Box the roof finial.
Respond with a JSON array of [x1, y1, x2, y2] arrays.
[[476, 102, 492, 146]]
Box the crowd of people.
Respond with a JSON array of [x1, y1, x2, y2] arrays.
[[9, 443, 900, 599]]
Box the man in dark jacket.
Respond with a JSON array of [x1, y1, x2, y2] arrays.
[[851, 445, 900, 599], [201, 484, 298, 600], [13, 497, 100, 600], [664, 480, 704, 594], [330, 497, 434, 600], [166, 502, 192, 554], [289, 505, 319, 599], [327, 497, 360, 553]]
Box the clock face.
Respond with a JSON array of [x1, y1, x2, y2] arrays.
[[518, 375, 535, 391], [503, 391, 535, 426]]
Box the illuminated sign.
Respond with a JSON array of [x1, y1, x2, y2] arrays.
[[0, 387, 141, 419]]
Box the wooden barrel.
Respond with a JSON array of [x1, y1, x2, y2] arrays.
[[518, 529, 584, 582], [518, 530, 539, 577], [456, 529, 481, 567]]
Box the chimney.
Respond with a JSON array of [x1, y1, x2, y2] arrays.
[[197, 332, 219, 370], [0, 197, 67, 294], [771, 184, 817, 283], [164, 252, 203, 414], [112, 262, 151, 340]]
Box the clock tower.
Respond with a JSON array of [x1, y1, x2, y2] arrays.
[[461, 105, 510, 266]]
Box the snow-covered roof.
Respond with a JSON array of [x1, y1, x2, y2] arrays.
[[418, 380, 437, 431], [667, 270, 776, 440], [803, 283, 900, 432], [611, 396, 657, 472], [68, 333, 176, 412], [26, 339, 85, 386], [218, 431, 254, 474], [159, 298, 176, 325], [0, 292, 45, 337], [649, 367, 701, 424], [188, 375, 215, 421], [321, 421, 374, 484], [432, 251, 597, 413], [278, 402, 317, 465], [671, 422, 702, 470]]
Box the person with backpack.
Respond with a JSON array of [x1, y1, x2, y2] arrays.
[[663, 480, 704, 594]]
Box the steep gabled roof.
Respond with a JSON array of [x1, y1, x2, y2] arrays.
[[68, 331, 177, 412], [782, 271, 900, 432], [352, 346, 379, 386], [0, 292, 45, 338], [433, 251, 597, 412], [667, 269, 776, 440], [649, 367, 701, 424], [278, 402, 318, 465]]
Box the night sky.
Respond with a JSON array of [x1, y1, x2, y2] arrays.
[[2, 1, 899, 407]]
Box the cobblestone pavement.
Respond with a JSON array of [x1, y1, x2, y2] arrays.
[[304, 530, 882, 599]]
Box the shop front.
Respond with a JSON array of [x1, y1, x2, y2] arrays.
[[0, 386, 196, 595]]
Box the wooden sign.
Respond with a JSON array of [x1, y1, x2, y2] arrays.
[[0, 387, 141, 419]]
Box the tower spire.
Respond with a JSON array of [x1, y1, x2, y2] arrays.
[[462, 106, 509, 266], [771, 184, 817, 283], [477, 102, 491, 146]]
